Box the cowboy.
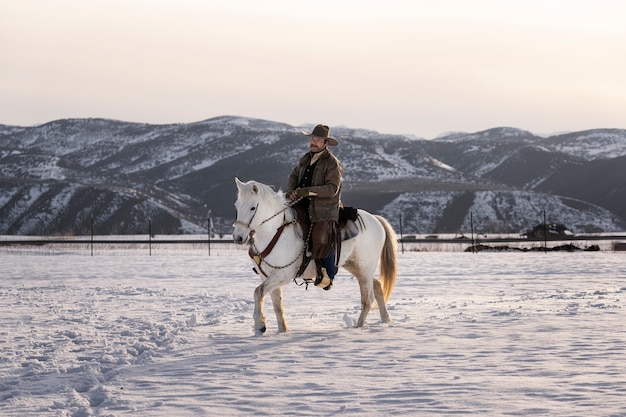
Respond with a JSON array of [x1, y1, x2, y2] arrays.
[[286, 124, 343, 290]]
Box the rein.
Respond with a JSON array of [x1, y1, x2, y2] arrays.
[[258, 196, 303, 226], [234, 196, 303, 230]]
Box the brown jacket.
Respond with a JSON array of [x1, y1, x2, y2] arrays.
[[287, 148, 343, 222]]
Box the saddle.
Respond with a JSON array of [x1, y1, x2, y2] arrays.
[[293, 205, 361, 281]]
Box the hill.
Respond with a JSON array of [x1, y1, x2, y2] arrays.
[[1, 116, 624, 235]]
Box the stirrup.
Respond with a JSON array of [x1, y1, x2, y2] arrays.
[[314, 268, 333, 290]]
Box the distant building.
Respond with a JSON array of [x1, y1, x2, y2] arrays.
[[524, 223, 573, 239]]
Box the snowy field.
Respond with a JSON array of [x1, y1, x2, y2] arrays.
[[1, 246, 625, 416]]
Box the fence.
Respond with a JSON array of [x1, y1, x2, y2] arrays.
[[0, 235, 236, 256], [2, 233, 626, 255]]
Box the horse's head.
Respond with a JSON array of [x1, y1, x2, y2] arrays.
[[232, 177, 282, 245]]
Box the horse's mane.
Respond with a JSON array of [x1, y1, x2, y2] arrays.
[[240, 180, 284, 207]]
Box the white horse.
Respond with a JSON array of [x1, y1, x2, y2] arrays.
[[232, 178, 397, 334]]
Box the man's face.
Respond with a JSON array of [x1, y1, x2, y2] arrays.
[[310, 136, 326, 152]]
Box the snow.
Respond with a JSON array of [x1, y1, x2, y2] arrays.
[[383, 191, 454, 233], [552, 131, 626, 160], [372, 146, 418, 179], [1, 245, 626, 416], [428, 156, 456, 172], [382, 190, 624, 235]]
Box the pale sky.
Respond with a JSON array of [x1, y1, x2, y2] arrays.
[[2, 0, 625, 138]]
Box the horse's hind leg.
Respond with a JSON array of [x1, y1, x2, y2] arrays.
[[270, 288, 288, 333], [355, 278, 391, 327], [356, 278, 373, 327], [373, 279, 391, 323]]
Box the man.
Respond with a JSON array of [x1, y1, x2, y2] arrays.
[[286, 124, 343, 290]]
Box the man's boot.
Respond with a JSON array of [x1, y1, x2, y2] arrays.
[[314, 253, 335, 290]]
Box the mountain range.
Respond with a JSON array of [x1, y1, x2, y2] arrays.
[[1, 116, 624, 236]]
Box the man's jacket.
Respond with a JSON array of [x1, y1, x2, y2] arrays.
[[286, 148, 343, 222]]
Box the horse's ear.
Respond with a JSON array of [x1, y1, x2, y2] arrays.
[[235, 177, 244, 190], [251, 183, 259, 194]]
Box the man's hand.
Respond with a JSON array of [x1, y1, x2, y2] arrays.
[[295, 188, 310, 198], [287, 188, 311, 200]]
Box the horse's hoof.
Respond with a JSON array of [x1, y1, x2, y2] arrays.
[[255, 326, 266, 335]]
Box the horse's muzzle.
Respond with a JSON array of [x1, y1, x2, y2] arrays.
[[233, 234, 247, 245], [232, 229, 249, 245]]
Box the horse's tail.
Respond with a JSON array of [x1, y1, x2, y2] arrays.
[[375, 215, 397, 303]]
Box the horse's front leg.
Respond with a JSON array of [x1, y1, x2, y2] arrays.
[[270, 287, 288, 333], [253, 281, 268, 334]]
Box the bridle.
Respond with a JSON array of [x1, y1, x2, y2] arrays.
[[233, 196, 303, 234], [233, 197, 307, 278], [233, 203, 259, 231]]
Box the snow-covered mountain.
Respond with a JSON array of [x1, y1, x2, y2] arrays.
[[0, 116, 624, 235]]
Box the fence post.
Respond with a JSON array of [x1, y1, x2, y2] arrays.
[[399, 213, 404, 254], [148, 219, 152, 256], [207, 210, 211, 257], [470, 211, 475, 253], [543, 209, 547, 253], [90, 213, 94, 256]]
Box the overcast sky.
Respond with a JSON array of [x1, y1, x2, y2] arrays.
[[2, 0, 625, 138]]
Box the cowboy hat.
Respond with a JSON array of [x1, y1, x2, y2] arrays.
[[300, 124, 339, 146]]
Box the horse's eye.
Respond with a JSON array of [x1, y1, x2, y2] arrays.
[[250, 206, 256, 211]]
